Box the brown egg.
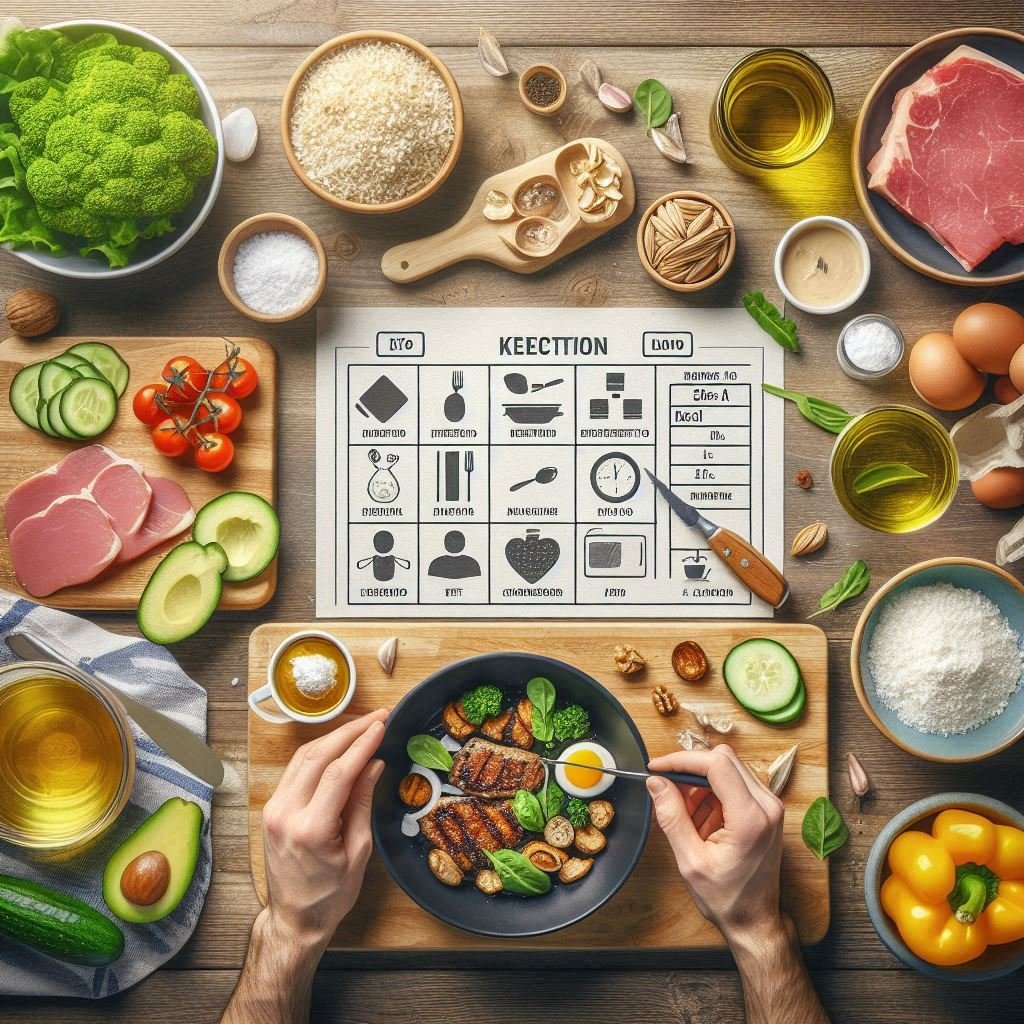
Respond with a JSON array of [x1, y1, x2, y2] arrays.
[[909, 332, 986, 411], [953, 303, 1024, 374], [971, 467, 1024, 509], [1009, 345, 1024, 396], [994, 375, 1022, 405]]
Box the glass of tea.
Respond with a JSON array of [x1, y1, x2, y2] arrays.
[[711, 48, 835, 171], [0, 662, 135, 851]]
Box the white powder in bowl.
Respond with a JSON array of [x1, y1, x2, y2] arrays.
[[867, 582, 1023, 735], [233, 230, 320, 316], [290, 653, 338, 698]]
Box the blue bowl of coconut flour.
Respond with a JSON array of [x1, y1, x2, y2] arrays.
[[851, 558, 1024, 762]]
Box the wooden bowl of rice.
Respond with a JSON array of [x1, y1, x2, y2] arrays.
[[281, 30, 464, 214]]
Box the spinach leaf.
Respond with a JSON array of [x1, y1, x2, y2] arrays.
[[852, 463, 927, 495], [809, 560, 870, 618], [541, 780, 565, 820], [761, 383, 855, 435], [527, 676, 556, 742], [484, 849, 552, 896], [512, 789, 546, 832], [801, 796, 849, 860], [634, 79, 672, 130], [406, 734, 452, 773], [743, 291, 800, 352]]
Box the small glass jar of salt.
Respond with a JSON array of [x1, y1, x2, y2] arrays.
[[837, 314, 904, 380]]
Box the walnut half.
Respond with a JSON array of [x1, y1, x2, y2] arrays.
[[613, 643, 646, 676], [651, 685, 678, 716]]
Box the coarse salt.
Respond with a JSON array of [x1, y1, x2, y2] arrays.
[[842, 316, 902, 373], [867, 582, 1023, 735], [290, 653, 338, 699], [233, 231, 319, 316]]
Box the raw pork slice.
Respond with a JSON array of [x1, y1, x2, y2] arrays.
[[89, 461, 153, 541], [9, 493, 121, 597], [3, 445, 123, 534], [867, 46, 1024, 270], [114, 474, 195, 564]]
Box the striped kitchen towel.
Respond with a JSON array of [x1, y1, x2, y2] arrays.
[[0, 593, 213, 999]]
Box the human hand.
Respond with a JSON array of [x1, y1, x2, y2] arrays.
[[260, 708, 389, 954], [646, 745, 785, 944]]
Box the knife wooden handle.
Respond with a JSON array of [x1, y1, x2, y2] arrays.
[[709, 528, 790, 608]]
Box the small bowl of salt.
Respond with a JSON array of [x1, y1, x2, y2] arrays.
[[218, 213, 327, 323], [837, 313, 905, 380]]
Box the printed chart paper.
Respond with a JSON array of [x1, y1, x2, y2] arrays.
[[316, 308, 784, 618]]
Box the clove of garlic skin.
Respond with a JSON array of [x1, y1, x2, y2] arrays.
[[222, 107, 258, 162], [651, 125, 687, 164], [847, 752, 870, 797], [598, 82, 633, 113], [377, 636, 398, 675]]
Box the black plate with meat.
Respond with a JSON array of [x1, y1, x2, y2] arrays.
[[371, 652, 651, 938]]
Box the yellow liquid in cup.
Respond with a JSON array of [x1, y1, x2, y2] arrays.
[[273, 638, 350, 716]]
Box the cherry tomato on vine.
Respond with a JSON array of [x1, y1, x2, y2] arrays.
[[194, 432, 235, 473], [132, 383, 170, 426], [196, 393, 243, 434], [163, 356, 208, 402], [151, 416, 194, 457], [210, 356, 258, 400]]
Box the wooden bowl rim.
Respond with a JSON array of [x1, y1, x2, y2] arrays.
[[636, 190, 737, 293], [850, 556, 1024, 763], [217, 213, 328, 324], [280, 29, 464, 215], [851, 26, 1024, 288], [518, 62, 568, 117]]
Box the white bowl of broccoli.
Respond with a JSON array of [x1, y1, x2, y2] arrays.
[[0, 19, 224, 278]]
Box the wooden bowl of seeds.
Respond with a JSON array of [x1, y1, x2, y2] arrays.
[[637, 191, 736, 292]]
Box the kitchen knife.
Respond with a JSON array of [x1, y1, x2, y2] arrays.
[[646, 470, 790, 608], [5, 632, 225, 788]]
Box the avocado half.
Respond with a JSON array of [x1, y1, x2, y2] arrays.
[[103, 798, 204, 924], [193, 492, 280, 582], [138, 541, 228, 645]]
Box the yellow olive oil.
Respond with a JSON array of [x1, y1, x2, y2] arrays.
[[711, 48, 835, 171], [0, 676, 124, 846], [830, 406, 959, 533]]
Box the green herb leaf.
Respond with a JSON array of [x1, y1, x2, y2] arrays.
[[852, 463, 927, 495], [566, 796, 590, 829], [743, 291, 800, 352], [406, 734, 453, 773], [484, 849, 552, 896], [762, 383, 856, 435], [527, 676, 556, 743], [541, 780, 565, 820], [552, 704, 590, 742], [633, 79, 672, 130], [809, 560, 870, 618], [801, 796, 849, 860], [512, 789, 546, 832]]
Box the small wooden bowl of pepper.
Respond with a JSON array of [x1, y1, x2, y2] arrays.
[[519, 63, 567, 117]]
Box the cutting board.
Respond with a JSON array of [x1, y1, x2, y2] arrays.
[[248, 621, 830, 950], [0, 335, 277, 610]]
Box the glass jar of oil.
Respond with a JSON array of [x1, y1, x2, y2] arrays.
[[830, 406, 959, 533], [0, 663, 134, 851], [711, 48, 835, 171]]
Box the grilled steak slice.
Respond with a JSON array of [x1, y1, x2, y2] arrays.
[[449, 737, 544, 798], [442, 698, 476, 740], [481, 698, 533, 749], [420, 797, 523, 870]]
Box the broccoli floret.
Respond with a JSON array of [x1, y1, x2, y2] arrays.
[[541, 781, 564, 821], [552, 704, 590, 742], [460, 684, 503, 726], [155, 74, 200, 118], [566, 798, 590, 830]]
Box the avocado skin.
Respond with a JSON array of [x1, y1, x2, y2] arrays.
[[103, 798, 204, 924]]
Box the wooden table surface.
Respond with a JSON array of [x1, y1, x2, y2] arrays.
[[3, 1, 1024, 1020]]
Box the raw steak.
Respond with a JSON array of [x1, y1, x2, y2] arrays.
[[114, 474, 195, 564], [867, 45, 1024, 271], [9, 493, 121, 597], [89, 461, 153, 541]]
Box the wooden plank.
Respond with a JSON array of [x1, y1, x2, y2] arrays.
[[0, 336, 277, 610], [246, 620, 829, 949]]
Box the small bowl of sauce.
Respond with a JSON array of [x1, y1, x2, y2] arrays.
[[253, 631, 356, 724], [775, 216, 870, 315]]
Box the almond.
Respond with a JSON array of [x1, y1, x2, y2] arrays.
[[791, 522, 829, 558]]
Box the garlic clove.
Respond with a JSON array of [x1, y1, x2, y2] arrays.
[[767, 743, 799, 796], [651, 125, 687, 165], [377, 637, 398, 675], [482, 189, 514, 220], [222, 107, 259, 162], [597, 82, 633, 113], [477, 27, 510, 77], [578, 59, 602, 95], [663, 112, 685, 147], [847, 752, 870, 797]]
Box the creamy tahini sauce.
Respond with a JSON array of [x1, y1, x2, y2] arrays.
[[781, 225, 862, 307]]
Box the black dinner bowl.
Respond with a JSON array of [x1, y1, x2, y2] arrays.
[[371, 652, 652, 938]]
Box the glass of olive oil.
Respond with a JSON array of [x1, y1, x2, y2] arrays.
[[0, 663, 134, 851], [711, 48, 835, 171], [830, 405, 959, 533]]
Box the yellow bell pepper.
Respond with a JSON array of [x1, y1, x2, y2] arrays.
[[881, 808, 1024, 967]]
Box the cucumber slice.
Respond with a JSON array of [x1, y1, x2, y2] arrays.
[[48, 390, 84, 440], [65, 343, 129, 396], [193, 492, 280, 582], [723, 638, 802, 714], [37, 396, 58, 437], [59, 378, 118, 438], [38, 361, 81, 402], [750, 680, 807, 725], [50, 352, 107, 381], [9, 362, 45, 430]]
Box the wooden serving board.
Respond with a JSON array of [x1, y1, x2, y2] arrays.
[[381, 138, 635, 283], [0, 335, 277, 610], [248, 621, 830, 950]]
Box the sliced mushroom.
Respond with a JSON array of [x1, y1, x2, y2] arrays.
[[474, 869, 503, 895], [559, 857, 594, 884], [398, 773, 433, 809], [574, 824, 607, 855], [588, 800, 615, 830], [428, 848, 464, 887], [522, 840, 568, 872], [442, 699, 476, 740], [543, 815, 575, 849]]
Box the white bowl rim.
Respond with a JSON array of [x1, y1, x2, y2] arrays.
[[773, 215, 872, 315], [4, 19, 224, 280], [265, 629, 357, 723]]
